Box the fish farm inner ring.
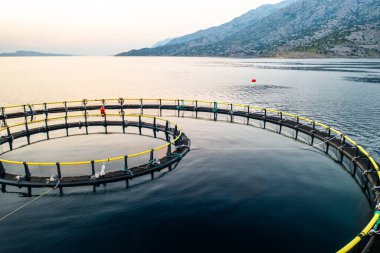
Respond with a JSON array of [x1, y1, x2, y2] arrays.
[[0, 113, 190, 189], [0, 98, 379, 253]]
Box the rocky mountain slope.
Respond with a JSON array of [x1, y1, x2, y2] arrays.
[[164, 0, 299, 47], [117, 0, 380, 58]]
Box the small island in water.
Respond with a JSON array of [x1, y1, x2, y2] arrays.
[[0, 51, 71, 57]]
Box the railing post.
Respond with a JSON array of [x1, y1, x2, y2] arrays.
[[0, 107, 6, 126], [25, 120, 30, 144], [195, 100, 198, 119], [153, 117, 157, 138], [166, 144, 172, 156], [65, 115, 69, 136], [150, 149, 154, 163], [44, 102, 48, 119], [83, 99, 88, 134], [91, 161, 95, 176], [279, 112, 283, 134], [165, 120, 169, 141], [84, 111, 88, 135], [7, 127, 13, 150], [23, 162, 31, 180], [159, 99, 162, 116], [0, 161, 5, 177], [64, 101, 68, 117], [138, 115, 142, 135], [174, 125, 179, 146], [23, 104, 30, 126], [177, 99, 180, 117], [246, 106, 250, 125], [213, 101, 218, 121], [140, 98, 143, 114], [45, 118, 49, 139], [149, 149, 155, 178], [229, 103, 233, 122], [63, 101, 69, 136], [294, 116, 300, 140], [23, 104, 27, 118], [263, 109, 267, 129], [124, 155, 130, 187], [56, 162, 62, 179], [104, 111, 108, 134], [121, 111, 125, 134], [119, 98, 124, 114]]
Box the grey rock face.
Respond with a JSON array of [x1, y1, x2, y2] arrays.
[[117, 0, 380, 57]]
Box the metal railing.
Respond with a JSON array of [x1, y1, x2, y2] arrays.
[[0, 113, 182, 166], [0, 98, 379, 252]]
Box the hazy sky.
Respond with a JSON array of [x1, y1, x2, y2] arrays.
[[0, 0, 282, 55]]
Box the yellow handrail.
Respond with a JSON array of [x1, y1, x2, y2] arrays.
[[0, 113, 182, 166], [337, 213, 380, 253]]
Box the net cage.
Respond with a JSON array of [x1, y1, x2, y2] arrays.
[[0, 105, 190, 191], [0, 98, 379, 253]]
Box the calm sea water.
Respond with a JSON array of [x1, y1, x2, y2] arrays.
[[0, 57, 379, 252]]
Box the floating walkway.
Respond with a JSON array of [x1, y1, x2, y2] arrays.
[[0, 98, 379, 253], [0, 113, 190, 192]]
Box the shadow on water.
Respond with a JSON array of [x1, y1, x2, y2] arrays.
[[197, 60, 380, 73], [248, 65, 371, 73], [344, 76, 380, 83]]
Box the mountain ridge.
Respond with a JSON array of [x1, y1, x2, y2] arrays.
[[117, 0, 380, 58], [164, 0, 300, 47], [0, 51, 71, 57]]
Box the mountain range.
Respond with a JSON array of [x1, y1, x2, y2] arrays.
[[117, 0, 380, 58], [0, 51, 71, 57]]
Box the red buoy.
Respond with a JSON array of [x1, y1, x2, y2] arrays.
[[100, 106, 105, 115], [251, 79, 257, 83]]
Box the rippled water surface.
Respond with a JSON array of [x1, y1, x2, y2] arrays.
[[0, 57, 379, 253]]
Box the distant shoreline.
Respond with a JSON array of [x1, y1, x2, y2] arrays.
[[0, 54, 379, 60], [0, 51, 72, 57], [113, 54, 380, 60]]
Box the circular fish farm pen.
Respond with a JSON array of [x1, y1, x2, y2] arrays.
[[0, 98, 379, 253]]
